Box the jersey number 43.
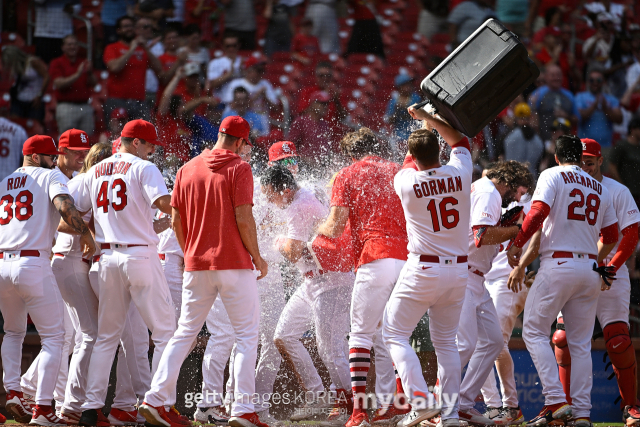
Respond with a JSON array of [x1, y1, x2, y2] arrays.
[[96, 179, 128, 213]]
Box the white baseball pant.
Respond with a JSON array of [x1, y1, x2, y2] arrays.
[[160, 254, 184, 323], [383, 254, 467, 420], [82, 246, 175, 410], [481, 277, 529, 409], [596, 265, 631, 328], [0, 253, 65, 405], [145, 269, 260, 416], [523, 255, 600, 418], [456, 273, 503, 411]]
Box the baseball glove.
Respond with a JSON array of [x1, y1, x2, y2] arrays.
[[593, 263, 615, 287], [500, 206, 524, 227]]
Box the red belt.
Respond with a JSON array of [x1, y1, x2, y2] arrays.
[[304, 269, 325, 279], [552, 251, 597, 260], [0, 250, 40, 259], [101, 243, 148, 250], [420, 255, 468, 263], [93, 255, 101, 263], [468, 266, 484, 277], [159, 253, 166, 260], [54, 253, 91, 265]]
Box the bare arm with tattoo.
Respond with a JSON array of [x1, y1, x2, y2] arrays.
[[53, 194, 96, 258]]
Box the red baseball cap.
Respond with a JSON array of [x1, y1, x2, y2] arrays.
[[220, 116, 252, 146], [112, 137, 121, 154], [59, 128, 91, 151], [110, 107, 129, 120], [244, 55, 267, 70], [23, 135, 65, 156], [581, 138, 601, 157], [121, 119, 165, 147], [269, 141, 298, 162]]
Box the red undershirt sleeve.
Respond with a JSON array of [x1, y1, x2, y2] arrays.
[[451, 137, 471, 151], [513, 201, 551, 248], [609, 223, 638, 271], [402, 154, 418, 170]]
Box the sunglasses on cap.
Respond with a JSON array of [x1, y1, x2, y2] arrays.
[[278, 157, 298, 166]]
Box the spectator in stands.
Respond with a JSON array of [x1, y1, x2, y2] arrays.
[[531, 6, 561, 51], [584, 0, 626, 32], [304, 0, 339, 54], [575, 67, 623, 148], [291, 19, 320, 65], [621, 71, 640, 116], [2, 46, 49, 122], [539, 117, 570, 171], [157, 26, 189, 104], [384, 74, 421, 141], [263, 0, 295, 57], [528, 63, 578, 141], [606, 33, 635, 99], [33, 0, 76, 63], [495, 0, 529, 37], [206, 34, 243, 99], [346, 0, 385, 58], [287, 90, 336, 169], [534, 26, 562, 67], [50, 34, 97, 135], [176, 62, 215, 118], [222, 86, 269, 136], [297, 61, 346, 125], [98, 107, 129, 144], [178, 25, 210, 74], [137, 17, 166, 110], [219, 0, 257, 50], [503, 102, 544, 175], [533, 25, 576, 90], [224, 56, 279, 116], [157, 66, 193, 163], [626, 44, 640, 94], [609, 118, 640, 206], [184, 0, 218, 44], [103, 0, 138, 44], [448, 0, 495, 48], [187, 101, 223, 157], [135, 0, 176, 27], [103, 15, 163, 121], [416, 0, 449, 40], [583, 12, 616, 69]]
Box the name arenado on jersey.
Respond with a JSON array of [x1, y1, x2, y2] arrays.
[[95, 161, 132, 178], [559, 171, 603, 195]]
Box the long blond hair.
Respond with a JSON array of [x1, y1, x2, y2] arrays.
[[1, 45, 30, 77], [80, 142, 113, 174]]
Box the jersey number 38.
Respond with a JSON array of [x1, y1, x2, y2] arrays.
[[0, 191, 34, 225], [96, 179, 128, 213]]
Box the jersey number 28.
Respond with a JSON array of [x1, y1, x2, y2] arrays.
[[96, 179, 128, 213], [567, 188, 600, 225]]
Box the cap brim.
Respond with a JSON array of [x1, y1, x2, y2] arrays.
[[582, 152, 599, 157], [271, 153, 297, 162], [244, 138, 254, 147], [64, 146, 91, 151], [150, 139, 166, 147]]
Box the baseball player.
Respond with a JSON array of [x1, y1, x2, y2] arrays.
[[506, 135, 619, 427], [0, 111, 28, 181], [480, 199, 533, 426], [550, 138, 640, 425], [0, 135, 95, 426], [140, 116, 269, 427], [316, 127, 409, 427], [382, 106, 472, 427], [157, 212, 184, 321], [261, 165, 354, 424], [453, 160, 533, 426], [71, 119, 177, 426]]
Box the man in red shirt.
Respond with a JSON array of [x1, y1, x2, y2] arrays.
[[157, 27, 188, 106], [317, 127, 410, 427], [103, 16, 163, 122], [140, 116, 269, 427], [50, 34, 97, 135], [296, 61, 346, 123]]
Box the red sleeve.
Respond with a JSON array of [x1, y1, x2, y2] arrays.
[[402, 154, 418, 170], [601, 222, 619, 245], [472, 225, 488, 248], [233, 163, 254, 207], [48, 58, 63, 81], [170, 170, 182, 209], [291, 35, 302, 53], [103, 43, 118, 64], [609, 223, 638, 272], [452, 137, 470, 151], [513, 200, 551, 247], [331, 170, 350, 207]]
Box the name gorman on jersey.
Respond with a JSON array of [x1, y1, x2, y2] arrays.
[[560, 171, 603, 195], [413, 176, 463, 198], [95, 161, 132, 178]]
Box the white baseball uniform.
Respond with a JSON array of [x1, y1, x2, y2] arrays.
[[481, 200, 532, 410], [457, 176, 505, 412], [0, 166, 68, 405], [596, 177, 640, 328], [523, 165, 616, 418], [73, 152, 176, 410], [0, 118, 28, 181], [383, 141, 472, 419], [157, 216, 184, 322]]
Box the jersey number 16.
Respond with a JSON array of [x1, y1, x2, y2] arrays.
[[96, 179, 128, 213]]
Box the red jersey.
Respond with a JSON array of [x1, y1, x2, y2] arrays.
[[175, 85, 207, 116], [292, 34, 321, 59], [49, 55, 93, 103], [331, 156, 408, 269], [103, 41, 149, 101], [156, 52, 184, 104], [297, 85, 338, 122], [171, 149, 254, 271]]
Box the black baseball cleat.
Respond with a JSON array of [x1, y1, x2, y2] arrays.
[[78, 409, 98, 426]]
